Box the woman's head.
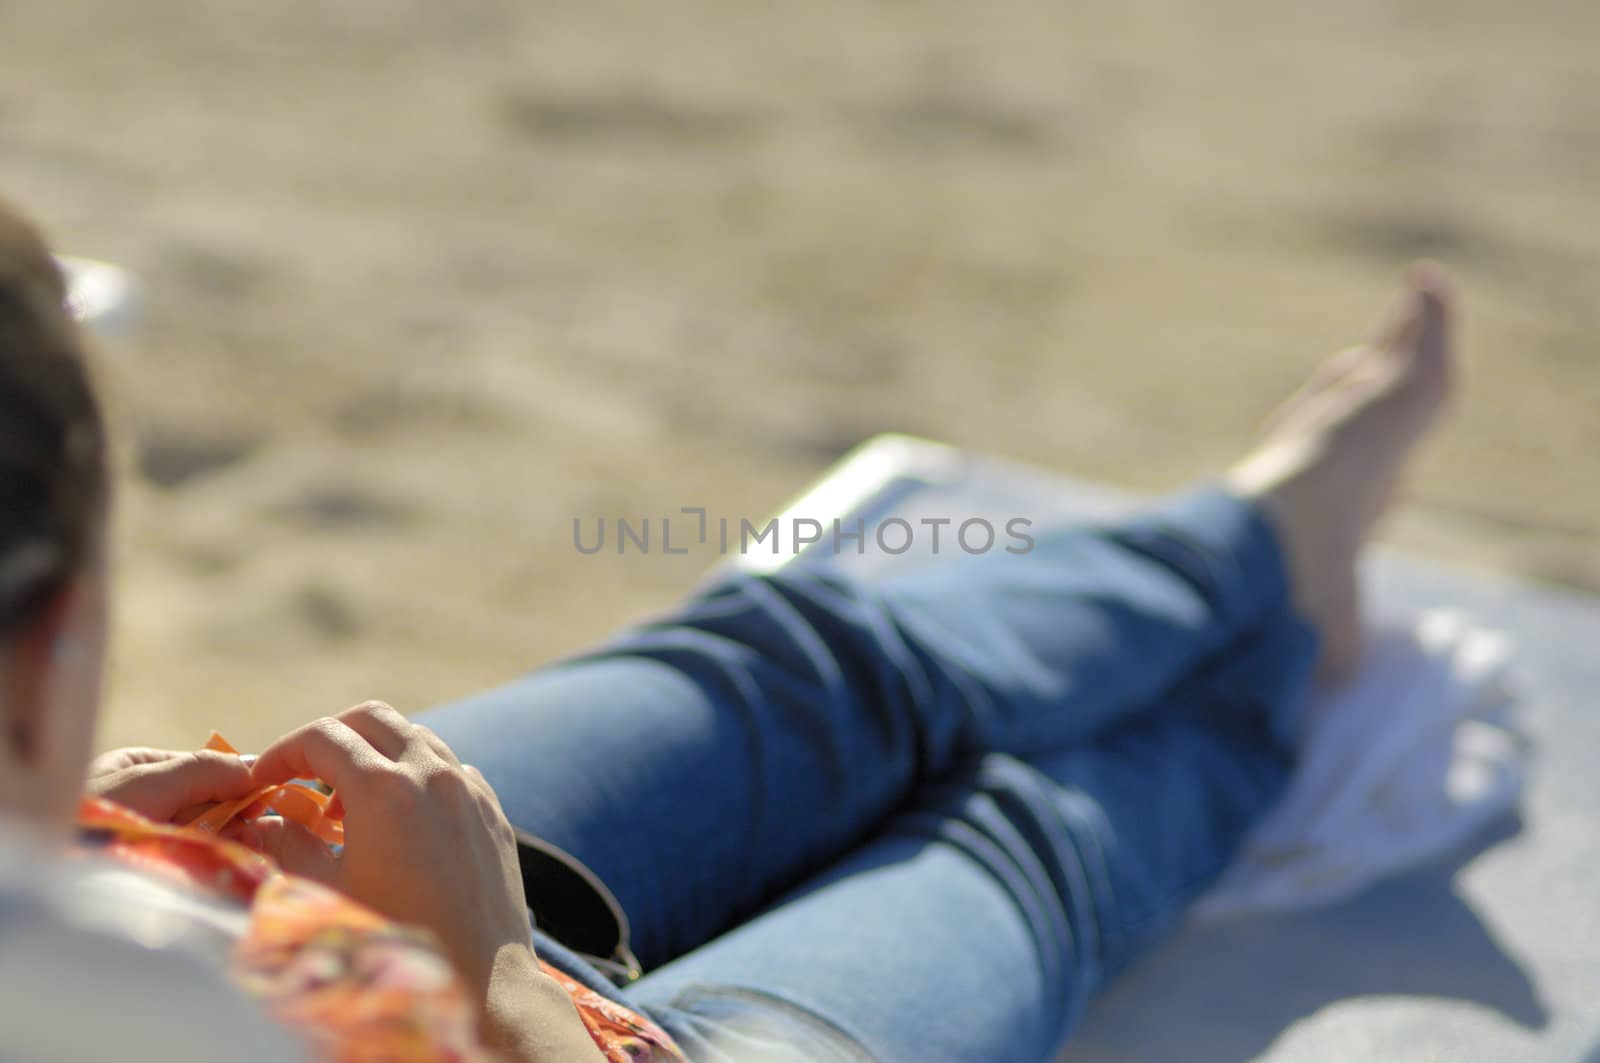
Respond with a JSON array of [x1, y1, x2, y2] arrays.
[[0, 198, 111, 832]]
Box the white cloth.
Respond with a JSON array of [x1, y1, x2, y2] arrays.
[[0, 827, 306, 1063], [1195, 610, 1527, 921]]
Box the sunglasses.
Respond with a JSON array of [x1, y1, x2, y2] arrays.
[[514, 829, 641, 985]]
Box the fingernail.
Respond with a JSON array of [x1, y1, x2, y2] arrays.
[[238, 754, 258, 767]]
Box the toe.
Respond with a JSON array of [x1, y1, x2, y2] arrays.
[[1376, 263, 1455, 409], [1409, 264, 1453, 386], [1312, 344, 1376, 392], [1257, 344, 1370, 437]]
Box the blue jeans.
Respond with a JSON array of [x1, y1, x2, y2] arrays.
[[418, 488, 1320, 1061]]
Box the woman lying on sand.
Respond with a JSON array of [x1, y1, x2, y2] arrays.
[[0, 194, 1451, 1062]]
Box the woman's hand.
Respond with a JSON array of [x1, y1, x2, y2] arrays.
[[247, 701, 532, 997], [86, 747, 257, 823]]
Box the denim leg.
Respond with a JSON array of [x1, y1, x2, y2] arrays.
[[870, 486, 1303, 755], [627, 617, 1315, 1061], [418, 488, 1300, 969]]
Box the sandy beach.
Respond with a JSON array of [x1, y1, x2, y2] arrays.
[[1, 0, 1594, 752]]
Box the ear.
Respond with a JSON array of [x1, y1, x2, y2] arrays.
[[2, 580, 82, 767]]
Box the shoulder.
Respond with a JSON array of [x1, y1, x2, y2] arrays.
[[0, 819, 305, 1062]]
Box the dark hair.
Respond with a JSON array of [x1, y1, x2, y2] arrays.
[[0, 199, 109, 639]]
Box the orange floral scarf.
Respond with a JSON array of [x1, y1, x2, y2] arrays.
[[75, 733, 685, 1063]]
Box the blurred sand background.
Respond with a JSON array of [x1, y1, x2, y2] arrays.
[[0, 1, 1594, 752]]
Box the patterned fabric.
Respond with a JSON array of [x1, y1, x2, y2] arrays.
[[79, 796, 486, 1062], [73, 732, 686, 1063]]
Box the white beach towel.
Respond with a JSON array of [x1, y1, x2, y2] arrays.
[[1195, 610, 1527, 920]]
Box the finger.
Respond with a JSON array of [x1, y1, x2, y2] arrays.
[[173, 800, 219, 824], [412, 724, 462, 768], [103, 751, 257, 818], [87, 748, 181, 780], [460, 764, 502, 809], [250, 818, 342, 886], [332, 701, 413, 760], [100, 748, 183, 768], [252, 717, 395, 795]]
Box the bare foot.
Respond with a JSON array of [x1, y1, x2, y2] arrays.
[[1226, 264, 1456, 681]]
